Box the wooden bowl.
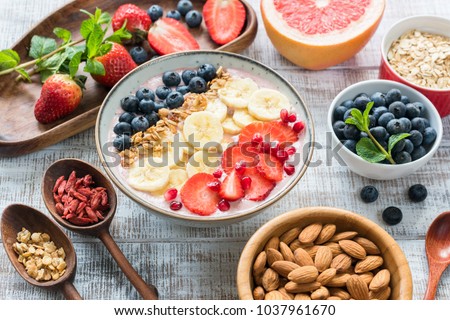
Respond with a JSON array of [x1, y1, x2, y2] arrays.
[[237, 207, 413, 300]]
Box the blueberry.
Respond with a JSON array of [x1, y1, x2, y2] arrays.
[[145, 111, 160, 127], [177, 0, 193, 16], [154, 101, 166, 111], [343, 140, 357, 153], [129, 46, 148, 64], [382, 206, 403, 225], [360, 132, 369, 139], [333, 121, 346, 140], [370, 126, 388, 141], [182, 70, 197, 85], [368, 115, 376, 128], [188, 76, 207, 93], [165, 91, 184, 109], [391, 139, 406, 154], [422, 127, 437, 145], [185, 10, 203, 28], [378, 112, 395, 127], [121, 95, 139, 113], [394, 151, 412, 164], [413, 102, 426, 116], [408, 184, 428, 202], [411, 117, 427, 133], [176, 85, 190, 95], [360, 186, 379, 203], [155, 86, 172, 99], [136, 87, 155, 101], [343, 108, 354, 121], [389, 101, 406, 118], [386, 119, 405, 135], [197, 64, 217, 82], [372, 106, 388, 120], [401, 95, 410, 104], [342, 99, 355, 109], [405, 103, 421, 119], [409, 130, 423, 146], [131, 116, 150, 132], [403, 139, 414, 154], [113, 135, 131, 151], [148, 5, 163, 22], [353, 96, 371, 111], [166, 10, 181, 20], [399, 117, 412, 132], [162, 71, 181, 87], [423, 118, 430, 128], [411, 146, 427, 161], [385, 88, 402, 105], [333, 106, 347, 121], [355, 92, 370, 99], [113, 122, 133, 135], [343, 124, 360, 140], [118, 112, 134, 124], [378, 139, 388, 150], [139, 98, 155, 114], [370, 92, 386, 107]]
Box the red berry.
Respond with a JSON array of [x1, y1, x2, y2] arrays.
[[235, 161, 246, 175], [293, 121, 305, 133], [241, 176, 252, 190], [212, 169, 223, 179], [164, 188, 178, 201], [284, 164, 295, 176], [288, 113, 297, 123], [280, 108, 289, 123], [170, 201, 183, 211], [207, 181, 221, 192], [285, 146, 296, 156], [270, 143, 280, 156], [276, 149, 289, 162], [260, 141, 272, 154], [252, 133, 263, 145], [217, 199, 231, 212]]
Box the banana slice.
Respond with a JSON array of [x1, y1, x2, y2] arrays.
[[127, 158, 170, 193], [183, 111, 224, 150], [248, 88, 290, 121], [186, 150, 221, 177], [218, 78, 259, 109], [205, 99, 228, 122], [233, 109, 258, 128], [222, 116, 242, 135], [153, 132, 189, 168], [168, 169, 189, 190]]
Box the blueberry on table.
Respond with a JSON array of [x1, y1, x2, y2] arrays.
[[332, 120, 346, 140], [197, 64, 217, 82], [113, 122, 133, 135], [334, 106, 348, 121], [176, 85, 190, 95], [165, 91, 185, 109], [423, 127, 437, 145], [372, 106, 388, 120], [360, 185, 379, 203], [405, 103, 421, 119], [353, 96, 371, 111], [121, 95, 139, 113], [382, 206, 403, 225], [145, 111, 160, 127], [371, 92, 386, 107], [394, 151, 412, 164], [188, 76, 207, 93], [378, 112, 395, 128], [408, 184, 428, 202], [148, 5, 163, 22], [182, 69, 197, 85], [155, 86, 172, 100], [177, 0, 194, 16], [162, 71, 181, 87], [389, 101, 406, 118], [385, 88, 402, 105], [131, 116, 150, 132], [411, 146, 427, 161], [409, 130, 423, 147], [136, 87, 155, 101], [118, 112, 135, 124], [113, 135, 131, 151], [343, 124, 360, 140], [139, 98, 155, 114], [129, 46, 148, 65], [185, 10, 203, 28], [343, 140, 357, 153], [166, 10, 181, 20]]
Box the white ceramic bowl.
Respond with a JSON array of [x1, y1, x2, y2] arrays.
[[96, 51, 314, 226], [327, 79, 443, 180]]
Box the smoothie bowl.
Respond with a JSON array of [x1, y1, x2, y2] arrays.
[[95, 51, 314, 226]]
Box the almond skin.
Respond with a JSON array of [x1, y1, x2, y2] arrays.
[[289, 239, 303, 252], [359, 272, 374, 285], [317, 268, 337, 286], [369, 286, 391, 300], [346, 275, 370, 300], [329, 287, 351, 300], [369, 269, 390, 292], [293, 247, 315, 266], [265, 236, 280, 252], [285, 281, 321, 293], [353, 236, 381, 255], [288, 265, 319, 284], [326, 273, 351, 287], [280, 227, 301, 245], [299, 223, 322, 244], [266, 248, 284, 266], [253, 286, 265, 300], [339, 240, 367, 259], [271, 260, 300, 278], [265, 290, 285, 300], [304, 245, 320, 259], [311, 286, 330, 300], [294, 293, 311, 300], [329, 231, 358, 242], [262, 268, 280, 291], [324, 242, 344, 257], [253, 251, 267, 276], [278, 287, 294, 300], [355, 255, 384, 273], [330, 253, 352, 272], [314, 246, 333, 272], [315, 224, 336, 244], [279, 241, 295, 262]]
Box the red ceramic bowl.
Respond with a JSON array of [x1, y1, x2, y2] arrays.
[[379, 15, 450, 118]]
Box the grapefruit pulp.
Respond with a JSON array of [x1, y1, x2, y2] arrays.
[[261, 0, 386, 70]]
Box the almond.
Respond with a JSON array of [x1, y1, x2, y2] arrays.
[[264, 290, 285, 300], [285, 281, 321, 293], [253, 251, 267, 276], [329, 231, 358, 242], [324, 242, 343, 257], [294, 293, 311, 300], [311, 286, 330, 300], [314, 246, 333, 272], [346, 275, 369, 300], [265, 236, 280, 252], [279, 241, 295, 262], [326, 273, 351, 287], [299, 223, 322, 243], [288, 265, 319, 284], [330, 253, 352, 272], [315, 224, 336, 244], [271, 260, 300, 278], [317, 268, 337, 285], [354, 255, 384, 273], [369, 269, 390, 292], [353, 236, 381, 255], [294, 247, 315, 266], [262, 268, 280, 291], [329, 287, 351, 300], [359, 272, 374, 285], [266, 248, 284, 266], [339, 240, 367, 259], [280, 227, 301, 245], [369, 286, 391, 300], [304, 245, 320, 259], [289, 239, 303, 251], [278, 287, 294, 300], [253, 286, 265, 300], [327, 296, 342, 300], [254, 268, 266, 286]]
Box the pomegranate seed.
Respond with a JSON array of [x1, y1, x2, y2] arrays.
[[270, 142, 280, 156], [293, 121, 305, 133], [235, 161, 246, 175], [207, 181, 221, 192], [288, 113, 297, 123], [285, 146, 296, 156], [284, 164, 295, 176], [280, 109, 289, 123], [164, 188, 178, 201], [170, 201, 182, 211], [276, 149, 289, 162], [260, 141, 272, 154], [212, 169, 223, 179], [252, 133, 263, 145], [241, 176, 252, 190], [217, 199, 230, 212]]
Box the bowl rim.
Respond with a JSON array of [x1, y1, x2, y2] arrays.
[[380, 14, 450, 93], [95, 50, 315, 224], [236, 206, 413, 300], [327, 79, 443, 170]]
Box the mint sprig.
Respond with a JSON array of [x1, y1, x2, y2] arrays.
[[345, 101, 410, 164]]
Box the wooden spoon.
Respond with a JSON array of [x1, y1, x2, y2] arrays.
[[42, 158, 158, 300], [424, 211, 450, 299], [1, 204, 82, 299]]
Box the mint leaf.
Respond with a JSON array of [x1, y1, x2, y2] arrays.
[[356, 137, 386, 163], [65, 46, 85, 59], [16, 68, 31, 82], [98, 43, 113, 57], [53, 27, 72, 44], [36, 51, 68, 82], [0, 49, 20, 70], [86, 23, 105, 58], [84, 58, 105, 75], [363, 101, 374, 129], [80, 19, 95, 40], [106, 23, 132, 43], [345, 108, 365, 132], [69, 51, 82, 78], [29, 35, 57, 59], [98, 11, 111, 25], [388, 133, 411, 154]]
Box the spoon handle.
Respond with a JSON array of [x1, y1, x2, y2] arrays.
[[61, 281, 82, 300], [98, 229, 159, 300], [424, 262, 447, 300]]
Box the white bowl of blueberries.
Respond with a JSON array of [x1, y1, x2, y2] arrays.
[[327, 79, 443, 180]]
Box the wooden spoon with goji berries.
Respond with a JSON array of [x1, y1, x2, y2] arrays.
[[42, 158, 158, 300]]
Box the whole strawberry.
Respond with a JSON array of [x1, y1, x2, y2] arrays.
[[112, 4, 151, 44], [34, 74, 84, 124], [91, 42, 137, 88]]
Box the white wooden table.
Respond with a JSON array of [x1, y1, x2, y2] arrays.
[[0, 0, 449, 300]]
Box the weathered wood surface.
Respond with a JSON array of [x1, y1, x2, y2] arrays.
[[0, 0, 449, 300]]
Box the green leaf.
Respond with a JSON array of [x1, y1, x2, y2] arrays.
[[29, 35, 57, 59], [363, 101, 374, 128], [16, 68, 31, 82], [388, 133, 411, 154], [53, 27, 72, 44], [0, 49, 20, 70], [105, 23, 132, 43], [84, 58, 105, 75], [356, 137, 386, 163], [80, 9, 94, 19], [98, 11, 111, 25], [65, 46, 85, 60], [69, 51, 82, 78], [86, 23, 105, 58], [39, 69, 54, 83], [36, 51, 68, 82], [80, 19, 95, 40], [98, 43, 112, 57], [345, 108, 365, 132]]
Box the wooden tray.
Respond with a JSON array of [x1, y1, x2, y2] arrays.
[[0, 0, 257, 157]]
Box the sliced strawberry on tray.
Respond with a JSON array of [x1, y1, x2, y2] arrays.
[[257, 153, 284, 182], [243, 167, 276, 201], [112, 4, 151, 43], [219, 169, 244, 201], [221, 144, 259, 174], [180, 173, 221, 216], [147, 18, 200, 55], [203, 0, 247, 45], [239, 121, 298, 145]]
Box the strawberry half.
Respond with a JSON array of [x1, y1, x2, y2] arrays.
[[147, 18, 200, 55], [243, 167, 276, 201], [203, 0, 247, 45], [257, 153, 284, 182], [180, 173, 221, 216], [221, 144, 259, 174], [219, 169, 244, 201], [112, 4, 151, 44], [239, 121, 298, 146]]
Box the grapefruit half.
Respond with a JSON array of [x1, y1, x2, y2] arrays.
[[261, 0, 386, 70]]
